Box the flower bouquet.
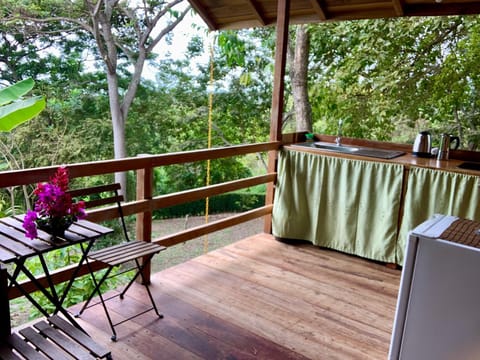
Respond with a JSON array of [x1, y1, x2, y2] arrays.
[[23, 167, 87, 240]]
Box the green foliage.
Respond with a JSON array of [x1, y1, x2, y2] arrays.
[[307, 17, 480, 148], [0, 78, 45, 132], [153, 191, 266, 219]]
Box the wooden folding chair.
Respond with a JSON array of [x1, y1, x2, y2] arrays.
[[70, 184, 166, 341]]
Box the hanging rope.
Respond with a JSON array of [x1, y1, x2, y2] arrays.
[[204, 32, 215, 254]]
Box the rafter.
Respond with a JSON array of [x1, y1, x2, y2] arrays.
[[310, 0, 328, 21], [245, 0, 267, 26], [392, 0, 404, 16], [188, 0, 218, 30], [188, 0, 480, 31]]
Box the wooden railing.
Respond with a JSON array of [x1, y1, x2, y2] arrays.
[[3, 141, 281, 300]]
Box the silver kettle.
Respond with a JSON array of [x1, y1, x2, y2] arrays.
[[412, 131, 432, 157], [437, 133, 460, 160]]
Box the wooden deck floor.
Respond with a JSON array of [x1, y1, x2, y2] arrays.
[[71, 233, 401, 360]]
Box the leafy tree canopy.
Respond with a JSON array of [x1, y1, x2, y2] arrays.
[[307, 16, 480, 149]]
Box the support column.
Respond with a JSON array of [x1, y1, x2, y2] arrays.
[[264, 0, 290, 233], [136, 155, 153, 284]]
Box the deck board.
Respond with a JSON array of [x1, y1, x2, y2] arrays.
[[71, 233, 401, 359]]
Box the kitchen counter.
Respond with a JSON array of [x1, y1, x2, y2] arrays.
[[274, 137, 480, 265], [287, 139, 480, 176]]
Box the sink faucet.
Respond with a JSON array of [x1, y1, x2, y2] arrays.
[[336, 120, 343, 146]]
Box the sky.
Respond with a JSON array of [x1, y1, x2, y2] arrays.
[[143, 10, 211, 80]]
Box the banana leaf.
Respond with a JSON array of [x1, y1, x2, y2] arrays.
[[0, 78, 35, 106], [0, 78, 46, 132]]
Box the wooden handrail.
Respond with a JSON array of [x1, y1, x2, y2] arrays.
[[78, 173, 277, 222], [157, 205, 273, 247], [0, 141, 280, 187], [3, 141, 281, 301], [9, 206, 273, 300]]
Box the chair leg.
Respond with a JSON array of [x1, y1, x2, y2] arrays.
[[78, 254, 163, 342], [76, 267, 119, 341], [133, 257, 163, 318], [77, 267, 113, 315], [117, 254, 155, 297]]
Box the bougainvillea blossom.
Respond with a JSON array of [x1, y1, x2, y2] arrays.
[[23, 167, 86, 239]]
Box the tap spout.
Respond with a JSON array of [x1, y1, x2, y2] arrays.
[[335, 120, 343, 146]]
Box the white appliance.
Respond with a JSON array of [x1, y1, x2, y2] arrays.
[[389, 214, 480, 360]]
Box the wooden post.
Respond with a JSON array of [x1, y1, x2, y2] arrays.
[[136, 155, 154, 284], [0, 265, 11, 337], [264, 0, 290, 233]]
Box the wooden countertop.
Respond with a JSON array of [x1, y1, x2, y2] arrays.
[[284, 135, 480, 177]]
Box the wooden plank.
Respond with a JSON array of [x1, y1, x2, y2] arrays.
[[2, 333, 40, 359], [309, 0, 328, 20], [245, 0, 267, 25], [150, 173, 276, 211], [136, 158, 153, 279], [73, 303, 204, 360], [197, 245, 397, 330], [33, 320, 96, 360], [0, 234, 36, 259], [86, 283, 309, 360], [0, 142, 279, 187], [156, 206, 272, 247], [188, 0, 219, 30], [18, 327, 72, 360], [89, 241, 165, 266], [74, 220, 114, 235], [392, 0, 404, 15], [61, 233, 401, 359], [68, 183, 121, 198], [47, 315, 110, 358], [159, 260, 388, 358], [269, 0, 289, 143], [154, 235, 398, 359], [265, 0, 290, 233], [0, 241, 19, 263]]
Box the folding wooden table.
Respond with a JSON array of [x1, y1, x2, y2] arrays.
[[0, 216, 113, 333]]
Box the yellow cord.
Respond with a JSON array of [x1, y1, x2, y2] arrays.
[[204, 32, 215, 254]]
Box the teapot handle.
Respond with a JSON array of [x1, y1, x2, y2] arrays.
[[450, 136, 460, 150]]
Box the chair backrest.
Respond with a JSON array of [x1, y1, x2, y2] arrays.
[[68, 183, 130, 241]]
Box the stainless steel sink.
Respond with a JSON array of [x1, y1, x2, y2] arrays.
[[458, 162, 480, 171], [314, 142, 361, 153], [293, 142, 405, 160]]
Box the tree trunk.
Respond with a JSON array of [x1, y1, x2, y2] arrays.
[[105, 64, 128, 195], [288, 25, 312, 133]]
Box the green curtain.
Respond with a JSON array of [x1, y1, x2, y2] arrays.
[[397, 167, 480, 264], [272, 149, 404, 263]]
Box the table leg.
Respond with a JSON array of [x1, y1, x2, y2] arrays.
[[57, 239, 96, 308], [0, 265, 11, 337], [11, 260, 83, 330]]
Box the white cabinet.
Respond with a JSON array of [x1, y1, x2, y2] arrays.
[[390, 214, 480, 359]]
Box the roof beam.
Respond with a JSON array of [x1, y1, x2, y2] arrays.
[[245, 0, 267, 26], [310, 0, 328, 20], [392, 0, 404, 16], [270, 0, 290, 143], [188, 0, 219, 30]]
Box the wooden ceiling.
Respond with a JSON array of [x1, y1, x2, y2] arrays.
[[188, 0, 480, 30]]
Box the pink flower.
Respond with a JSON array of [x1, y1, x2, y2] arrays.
[[22, 167, 87, 240], [23, 210, 38, 239]]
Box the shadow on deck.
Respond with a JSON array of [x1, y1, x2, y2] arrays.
[[70, 233, 401, 360]]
